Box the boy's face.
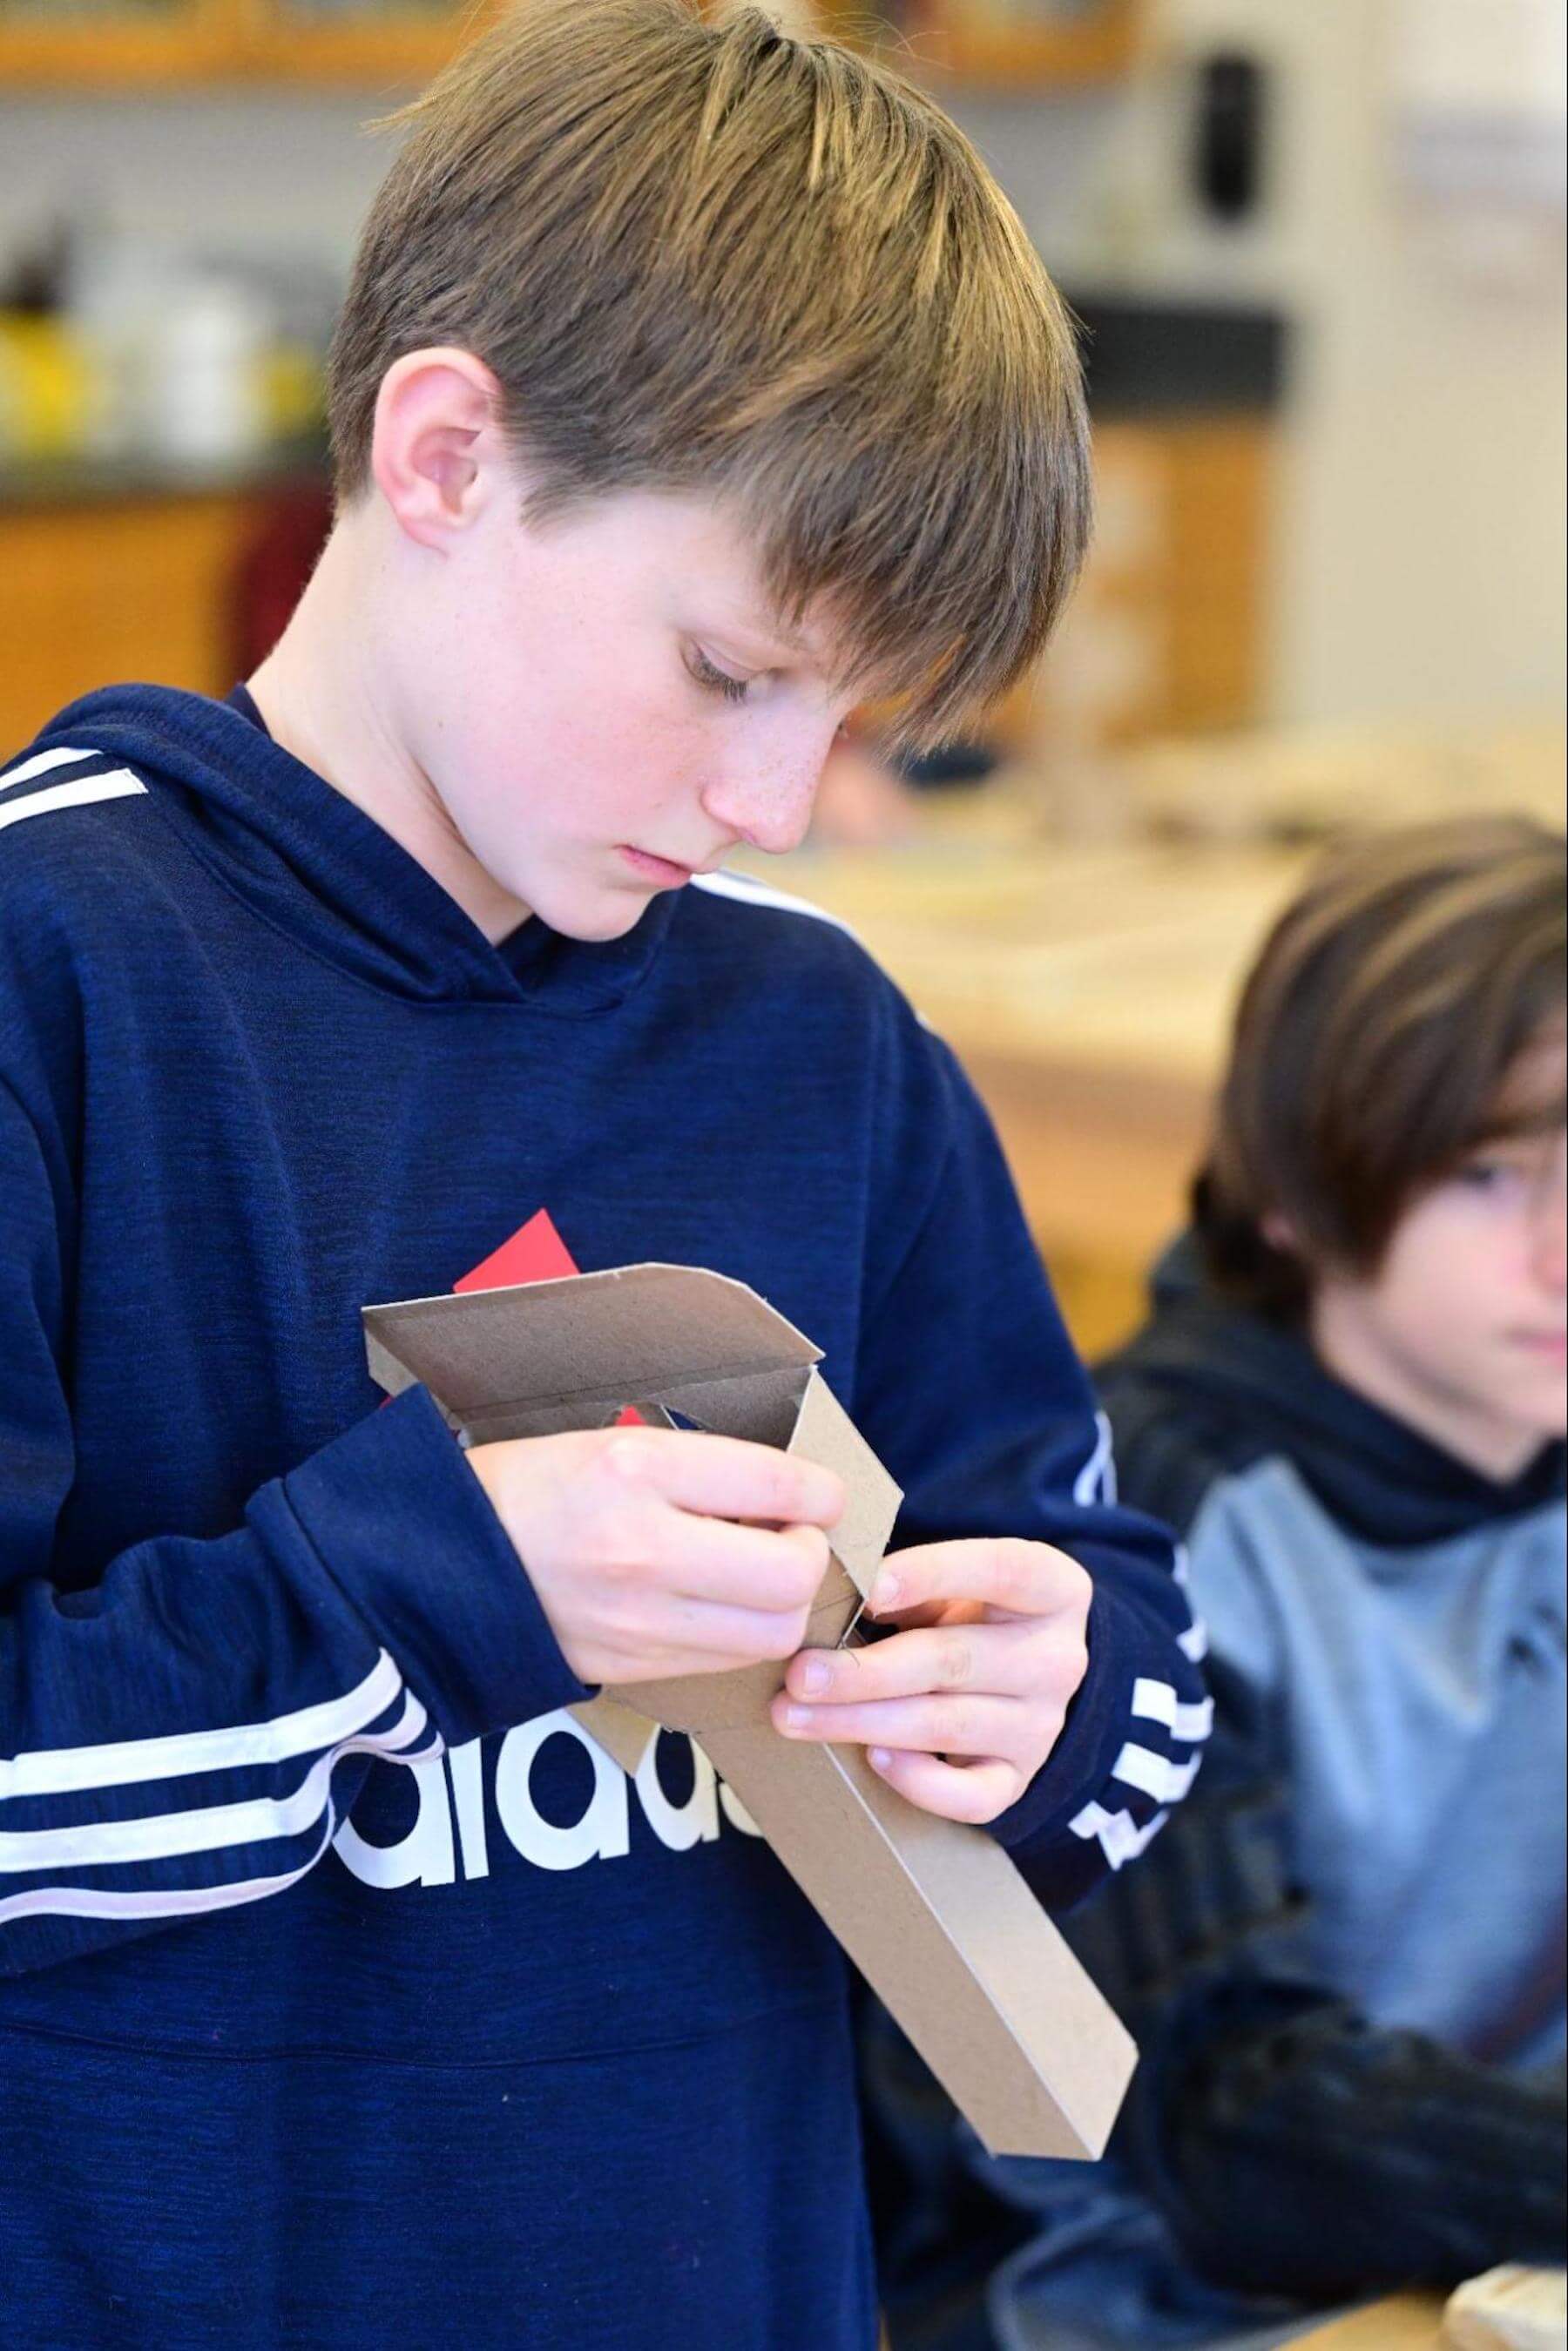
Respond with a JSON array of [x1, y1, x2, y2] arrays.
[[1313, 1068, 1567, 1477], [385, 478, 859, 942]]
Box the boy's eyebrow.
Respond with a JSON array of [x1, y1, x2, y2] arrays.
[[692, 579, 875, 697], [1475, 1105, 1566, 1145], [1477, 1031, 1568, 1142], [726, 605, 881, 699], [703, 605, 813, 660]]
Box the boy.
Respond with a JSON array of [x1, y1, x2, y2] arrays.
[[0, 9, 1207, 2348], [868, 815, 1566, 2351]]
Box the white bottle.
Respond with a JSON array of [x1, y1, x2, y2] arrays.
[[143, 274, 271, 464]]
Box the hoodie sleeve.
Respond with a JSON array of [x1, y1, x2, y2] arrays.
[[1147, 1979, 1567, 2295], [1064, 1663, 1567, 2295], [0, 1068, 589, 1981], [849, 1017, 1210, 1913]]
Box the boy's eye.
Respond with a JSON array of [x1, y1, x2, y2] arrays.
[[686, 646, 752, 706], [1456, 1158, 1523, 1196]]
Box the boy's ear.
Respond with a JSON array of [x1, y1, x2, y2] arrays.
[[370, 348, 508, 550], [1261, 1209, 1301, 1254]]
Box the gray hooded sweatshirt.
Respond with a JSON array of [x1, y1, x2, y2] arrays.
[[866, 1239, 1565, 2351]]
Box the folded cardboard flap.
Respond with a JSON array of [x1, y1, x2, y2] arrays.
[[363, 1262, 820, 1446], [363, 1262, 1137, 2159], [786, 1373, 902, 1591]]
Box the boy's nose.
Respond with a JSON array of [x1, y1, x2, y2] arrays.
[[700, 746, 828, 858]]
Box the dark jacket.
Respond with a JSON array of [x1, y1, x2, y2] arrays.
[[0, 686, 1206, 2351], [869, 1239, 1566, 2351]]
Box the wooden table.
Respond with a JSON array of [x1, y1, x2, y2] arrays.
[[1291, 2296, 1446, 2348], [748, 812, 1312, 1350], [752, 739, 1565, 1355]]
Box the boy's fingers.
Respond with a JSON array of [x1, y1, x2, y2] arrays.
[[607, 1593, 811, 1675], [609, 1427, 844, 1530], [863, 1748, 1022, 1825], [771, 1689, 1029, 1762], [652, 1516, 829, 1611], [781, 1619, 1040, 1706], [866, 1597, 986, 1633], [866, 1538, 1090, 1624]]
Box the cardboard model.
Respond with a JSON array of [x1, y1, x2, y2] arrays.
[[363, 1262, 1136, 2159]]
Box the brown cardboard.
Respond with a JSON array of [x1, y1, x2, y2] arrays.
[[363, 1264, 1137, 2159]]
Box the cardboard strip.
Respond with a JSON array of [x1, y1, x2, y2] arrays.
[[702, 1726, 1135, 2158], [364, 1261, 1138, 2162], [571, 1694, 656, 1777]]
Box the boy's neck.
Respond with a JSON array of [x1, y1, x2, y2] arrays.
[[1309, 1288, 1541, 1483], [246, 516, 530, 946]]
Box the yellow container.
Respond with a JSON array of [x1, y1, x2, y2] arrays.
[[0, 313, 101, 460]]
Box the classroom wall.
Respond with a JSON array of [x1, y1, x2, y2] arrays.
[[0, 92, 382, 280], [3, 0, 1564, 733], [954, 0, 1568, 733]]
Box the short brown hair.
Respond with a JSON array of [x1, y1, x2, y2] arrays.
[[327, 0, 1090, 748], [1196, 815, 1567, 1318]]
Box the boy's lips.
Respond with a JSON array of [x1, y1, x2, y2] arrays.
[[618, 843, 736, 886], [618, 845, 696, 886]]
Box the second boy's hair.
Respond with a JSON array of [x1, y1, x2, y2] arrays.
[[327, 0, 1091, 748], [1197, 815, 1567, 1318]]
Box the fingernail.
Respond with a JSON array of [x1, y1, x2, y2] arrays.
[[868, 1747, 893, 1771], [871, 1571, 900, 1611], [801, 1657, 830, 1695], [784, 1705, 812, 1730]]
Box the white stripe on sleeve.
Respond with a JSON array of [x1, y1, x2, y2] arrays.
[[0, 1808, 346, 1932], [0, 1725, 441, 1931], [1069, 1800, 1172, 1870], [1071, 1410, 1119, 1507], [1166, 1543, 1209, 1660], [0, 746, 100, 790], [1111, 1740, 1203, 1807], [0, 1650, 404, 1804], [1130, 1679, 1214, 1744], [0, 1693, 430, 1875], [0, 770, 147, 834]]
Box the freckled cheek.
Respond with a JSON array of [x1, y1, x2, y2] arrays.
[[608, 709, 716, 816], [541, 718, 701, 847]]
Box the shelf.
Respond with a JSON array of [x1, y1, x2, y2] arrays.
[[0, 0, 232, 85], [814, 3, 1142, 90], [240, 0, 497, 86], [910, 2, 1142, 90], [0, 0, 491, 85], [0, 0, 1141, 90], [937, 17, 1140, 87]]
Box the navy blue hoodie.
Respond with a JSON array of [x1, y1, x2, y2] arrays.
[[0, 685, 1206, 2351]]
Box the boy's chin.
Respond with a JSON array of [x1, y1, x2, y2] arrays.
[[1489, 1361, 1567, 1447], [536, 883, 657, 944]]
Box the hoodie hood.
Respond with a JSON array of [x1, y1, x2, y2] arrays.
[[1098, 1233, 1566, 1550], [34, 683, 679, 1014]]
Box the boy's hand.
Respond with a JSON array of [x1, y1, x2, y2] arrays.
[[768, 1540, 1092, 1824], [467, 1427, 843, 1688]]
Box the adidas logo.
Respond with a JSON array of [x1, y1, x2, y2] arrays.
[[333, 1707, 760, 1890]]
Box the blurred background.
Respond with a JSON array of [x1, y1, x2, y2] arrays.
[[3, 0, 1563, 1353]]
